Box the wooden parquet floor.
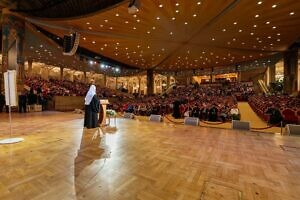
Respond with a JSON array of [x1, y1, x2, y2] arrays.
[[0, 112, 300, 200]]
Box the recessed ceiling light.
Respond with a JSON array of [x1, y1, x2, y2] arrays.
[[88, 27, 92, 30], [175, 10, 179, 13], [159, 4, 163, 8], [266, 21, 270, 24], [212, 38, 215, 41], [133, 27, 136, 30], [115, 13, 119, 17], [83, 37, 86, 40], [250, 32, 254, 35], [267, 36, 271, 39], [175, 3, 179, 6], [184, 22, 188, 25], [197, 1, 201, 5], [272, 26, 276, 29], [233, 22, 237, 25], [255, 14, 259, 18], [92, 41, 96, 44], [104, 19, 108, 22], [272, 4, 277, 8], [86, 22, 90, 25], [277, 39, 281, 41], [238, 29, 242, 32], [125, 21, 129, 24], [172, 17, 176, 20], [290, 12, 295, 15], [109, 27, 113, 30], [257, 1, 262, 5], [253, 24, 257, 28], [156, 16, 160, 20], [147, 31, 151, 34], [222, 28, 226, 32], [193, 14, 197, 17], [133, 14, 137, 18], [277, 33, 281, 36], [100, 24, 103, 27], [152, 26, 156, 29], [170, 32, 173, 35]]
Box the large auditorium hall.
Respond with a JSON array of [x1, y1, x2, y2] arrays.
[[0, 0, 300, 200]]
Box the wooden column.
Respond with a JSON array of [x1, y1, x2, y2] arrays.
[[283, 48, 298, 94], [147, 69, 154, 95]]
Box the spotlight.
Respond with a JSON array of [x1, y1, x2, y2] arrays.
[[128, 0, 140, 14]]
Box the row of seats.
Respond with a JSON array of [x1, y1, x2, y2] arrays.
[[249, 95, 300, 124]]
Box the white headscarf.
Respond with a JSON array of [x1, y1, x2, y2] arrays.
[[85, 85, 96, 105]]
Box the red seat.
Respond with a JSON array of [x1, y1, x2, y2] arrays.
[[282, 109, 298, 124]]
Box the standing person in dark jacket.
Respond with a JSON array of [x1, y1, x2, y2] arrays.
[[0, 92, 5, 113], [18, 91, 27, 113]]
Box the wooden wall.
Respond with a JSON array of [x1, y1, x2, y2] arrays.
[[54, 96, 84, 111]]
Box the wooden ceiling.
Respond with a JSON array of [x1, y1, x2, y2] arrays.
[[26, 0, 300, 71], [0, 0, 125, 18]]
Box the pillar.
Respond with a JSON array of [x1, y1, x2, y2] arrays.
[[138, 76, 141, 95], [147, 69, 154, 95], [283, 47, 298, 94], [60, 67, 64, 80], [1, 10, 25, 89], [103, 74, 107, 87], [28, 60, 33, 77], [186, 77, 191, 85], [269, 65, 276, 84], [237, 71, 242, 82], [167, 75, 170, 88], [210, 74, 214, 83], [115, 77, 118, 90], [264, 67, 269, 86]]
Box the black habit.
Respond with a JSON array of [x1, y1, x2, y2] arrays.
[[84, 95, 100, 129]]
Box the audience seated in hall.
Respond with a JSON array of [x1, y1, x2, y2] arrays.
[[120, 84, 248, 122], [249, 95, 300, 125]]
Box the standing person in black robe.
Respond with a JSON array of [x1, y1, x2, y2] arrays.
[[172, 100, 181, 119], [209, 105, 219, 122], [0, 92, 5, 113], [84, 85, 100, 129]]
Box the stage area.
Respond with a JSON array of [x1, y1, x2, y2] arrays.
[[0, 112, 300, 200]]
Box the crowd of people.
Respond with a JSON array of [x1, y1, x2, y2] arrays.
[[120, 84, 248, 122], [24, 77, 132, 99], [249, 95, 300, 125], [6, 76, 300, 125]]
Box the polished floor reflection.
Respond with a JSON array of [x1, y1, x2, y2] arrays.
[[0, 112, 300, 200]]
